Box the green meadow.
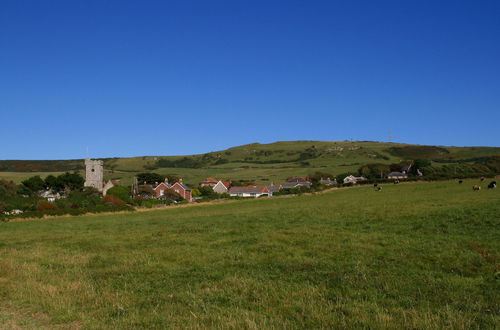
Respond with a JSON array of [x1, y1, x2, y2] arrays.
[[0, 180, 499, 328]]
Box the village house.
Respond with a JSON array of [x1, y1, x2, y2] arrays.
[[39, 190, 62, 202], [170, 181, 192, 201], [212, 180, 232, 194], [282, 177, 312, 189], [387, 172, 408, 180], [200, 177, 218, 188], [141, 179, 192, 202], [267, 183, 283, 194], [401, 164, 412, 174], [343, 175, 367, 184], [319, 178, 337, 185], [152, 180, 171, 198], [228, 185, 271, 198]]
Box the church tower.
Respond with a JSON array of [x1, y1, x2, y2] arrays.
[[84, 159, 104, 192]]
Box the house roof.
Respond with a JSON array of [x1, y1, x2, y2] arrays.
[[153, 182, 171, 190], [267, 184, 282, 192], [388, 172, 407, 176], [201, 177, 218, 184], [319, 178, 337, 184], [172, 182, 191, 191], [282, 181, 312, 188], [401, 165, 412, 172], [229, 185, 269, 194]]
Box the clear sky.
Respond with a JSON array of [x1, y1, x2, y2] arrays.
[[1, 0, 499, 159]]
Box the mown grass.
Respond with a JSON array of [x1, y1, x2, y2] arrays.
[[0, 180, 499, 328]]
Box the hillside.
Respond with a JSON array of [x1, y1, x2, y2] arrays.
[[1, 140, 500, 185], [0, 180, 498, 328]]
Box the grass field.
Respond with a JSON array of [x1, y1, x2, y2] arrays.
[[0, 180, 499, 328]]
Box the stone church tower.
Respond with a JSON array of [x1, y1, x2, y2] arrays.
[[84, 159, 104, 192]]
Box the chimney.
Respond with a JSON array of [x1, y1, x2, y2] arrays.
[[179, 178, 183, 183], [164, 178, 169, 183]]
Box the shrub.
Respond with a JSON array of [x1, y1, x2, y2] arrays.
[[106, 186, 131, 203], [37, 201, 58, 211], [102, 195, 126, 207]]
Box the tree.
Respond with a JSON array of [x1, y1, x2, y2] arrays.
[[44, 175, 64, 192], [21, 176, 45, 193], [58, 172, 85, 191], [357, 164, 390, 179], [413, 159, 431, 170], [136, 173, 164, 184]]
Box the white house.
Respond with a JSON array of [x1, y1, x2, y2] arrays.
[[343, 175, 367, 184], [212, 180, 231, 194], [228, 185, 271, 198]]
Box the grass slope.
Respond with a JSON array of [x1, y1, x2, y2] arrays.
[[1, 140, 500, 185], [0, 180, 499, 328]]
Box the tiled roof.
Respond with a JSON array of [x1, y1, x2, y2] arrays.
[[282, 181, 312, 188], [173, 182, 191, 191], [201, 177, 218, 184]]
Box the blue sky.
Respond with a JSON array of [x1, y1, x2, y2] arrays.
[[1, 0, 499, 159]]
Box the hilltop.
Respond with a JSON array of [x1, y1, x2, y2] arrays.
[[1, 140, 500, 185]]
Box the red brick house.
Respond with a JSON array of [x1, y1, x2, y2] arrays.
[[169, 181, 192, 201], [150, 180, 192, 202], [153, 182, 171, 198]]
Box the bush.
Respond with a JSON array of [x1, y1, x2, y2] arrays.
[[102, 195, 126, 207], [37, 201, 58, 211], [106, 186, 131, 203]]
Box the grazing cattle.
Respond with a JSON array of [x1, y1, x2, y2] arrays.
[[376, 186, 382, 191], [472, 185, 481, 191], [488, 181, 497, 189], [394, 179, 400, 184], [373, 183, 378, 187], [480, 177, 485, 182], [458, 180, 463, 184]]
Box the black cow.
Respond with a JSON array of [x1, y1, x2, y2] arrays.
[[488, 181, 496, 189], [458, 180, 463, 184]]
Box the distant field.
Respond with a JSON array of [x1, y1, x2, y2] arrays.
[[0, 180, 498, 328], [0, 171, 70, 183]]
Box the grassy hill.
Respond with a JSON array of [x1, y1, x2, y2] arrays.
[[0, 180, 498, 328], [1, 140, 500, 186]]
